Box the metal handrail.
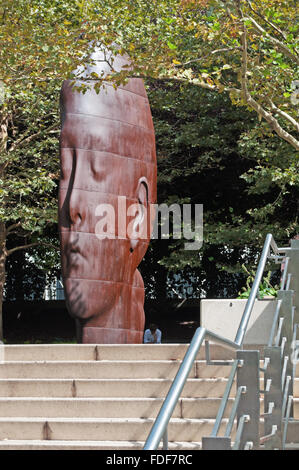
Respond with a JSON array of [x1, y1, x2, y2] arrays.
[[280, 257, 290, 290], [286, 274, 292, 290], [283, 395, 293, 448], [143, 327, 206, 450], [211, 359, 241, 437], [268, 299, 283, 346], [232, 415, 250, 450], [234, 233, 273, 345], [282, 375, 291, 417], [143, 233, 278, 450], [281, 356, 289, 390], [143, 328, 239, 450], [275, 317, 284, 347], [225, 385, 246, 438]]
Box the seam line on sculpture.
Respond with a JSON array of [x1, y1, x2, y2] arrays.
[[60, 148, 156, 165], [59, 230, 149, 241], [64, 112, 153, 133], [67, 79, 149, 99], [59, 187, 142, 199], [59, 187, 156, 204], [62, 277, 145, 288], [61, 236, 149, 243]]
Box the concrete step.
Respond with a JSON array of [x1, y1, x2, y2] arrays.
[[0, 343, 297, 450], [0, 361, 235, 380], [2, 396, 298, 419], [0, 418, 297, 450], [0, 378, 232, 398], [2, 427, 298, 450], [1, 344, 236, 362], [0, 417, 234, 442], [0, 439, 202, 450], [0, 397, 235, 419]]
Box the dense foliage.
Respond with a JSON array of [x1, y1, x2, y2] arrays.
[[0, 1, 298, 336], [140, 80, 297, 299]]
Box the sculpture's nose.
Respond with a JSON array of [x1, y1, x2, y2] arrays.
[[67, 153, 85, 228], [68, 189, 83, 227]]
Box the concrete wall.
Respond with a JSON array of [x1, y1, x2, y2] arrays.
[[201, 299, 277, 345]]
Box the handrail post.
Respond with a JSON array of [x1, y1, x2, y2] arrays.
[[288, 239, 299, 324], [236, 350, 260, 449], [263, 346, 283, 449], [277, 290, 294, 415]]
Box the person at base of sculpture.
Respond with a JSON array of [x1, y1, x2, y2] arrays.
[[58, 46, 157, 344], [143, 324, 162, 344]]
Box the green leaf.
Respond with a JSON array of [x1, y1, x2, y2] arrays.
[[167, 41, 177, 50]]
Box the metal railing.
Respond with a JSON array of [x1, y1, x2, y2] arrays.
[[143, 234, 299, 450]]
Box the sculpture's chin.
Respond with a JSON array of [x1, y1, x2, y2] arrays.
[[63, 277, 117, 323], [63, 273, 145, 335]]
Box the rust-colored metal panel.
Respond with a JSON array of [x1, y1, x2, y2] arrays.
[[59, 48, 157, 344]]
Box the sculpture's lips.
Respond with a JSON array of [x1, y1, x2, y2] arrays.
[[61, 233, 85, 258], [67, 249, 84, 260], [69, 246, 81, 255], [62, 243, 86, 267]]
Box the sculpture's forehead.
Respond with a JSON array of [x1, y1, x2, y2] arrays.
[[60, 115, 155, 164], [60, 80, 156, 165], [61, 80, 154, 131]]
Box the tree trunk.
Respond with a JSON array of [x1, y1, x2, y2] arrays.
[[0, 222, 6, 341], [0, 113, 8, 341]]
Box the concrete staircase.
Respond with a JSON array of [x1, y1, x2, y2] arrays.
[[0, 343, 298, 450]]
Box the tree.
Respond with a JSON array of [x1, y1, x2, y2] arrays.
[[1, 0, 298, 338], [79, 0, 298, 297], [4, 249, 47, 301], [0, 0, 103, 339], [139, 79, 298, 298], [90, 0, 298, 150]]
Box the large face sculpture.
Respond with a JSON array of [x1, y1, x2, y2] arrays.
[[59, 49, 157, 343]]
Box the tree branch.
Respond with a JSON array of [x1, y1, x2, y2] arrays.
[[132, 74, 242, 96], [267, 98, 299, 133], [7, 242, 40, 256], [6, 222, 22, 233], [7, 241, 58, 257], [245, 0, 287, 41], [245, 15, 299, 65], [9, 122, 59, 153], [236, 0, 299, 150], [179, 47, 242, 67]]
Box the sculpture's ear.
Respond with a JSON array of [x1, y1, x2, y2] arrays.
[[137, 177, 149, 210], [129, 177, 149, 252]]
